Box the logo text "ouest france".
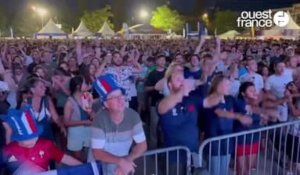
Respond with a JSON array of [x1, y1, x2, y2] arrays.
[[237, 10, 289, 28]]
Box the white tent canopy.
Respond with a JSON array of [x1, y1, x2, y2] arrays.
[[98, 21, 115, 36], [263, 11, 300, 38], [282, 11, 300, 30], [73, 20, 93, 37], [219, 30, 241, 39], [35, 19, 67, 39]]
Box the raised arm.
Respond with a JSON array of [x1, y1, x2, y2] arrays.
[[76, 40, 83, 65], [63, 100, 92, 127], [95, 57, 109, 77], [194, 37, 205, 55], [214, 108, 252, 126], [120, 43, 127, 58], [131, 49, 142, 72], [95, 38, 102, 58], [216, 36, 221, 54], [1, 42, 7, 61], [158, 88, 184, 115], [48, 97, 67, 136]]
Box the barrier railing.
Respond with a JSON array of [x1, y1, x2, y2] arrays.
[[197, 119, 300, 175], [134, 146, 192, 175], [37, 146, 191, 175]]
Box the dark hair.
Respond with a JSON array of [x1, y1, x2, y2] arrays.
[[147, 56, 155, 63], [208, 75, 227, 95], [257, 62, 269, 76], [12, 63, 23, 75], [112, 51, 121, 57], [53, 67, 69, 76], [69, 76, 83, 95], [238, 81, 255, 99], [155, 55, 165, 62], [24, 77, 43, 93], [33, 65, 45, 73], [202, 54, 213, 60], [189, 54, 200, 62], [273, 59, 284, 69], [81, 64, 95, 85]]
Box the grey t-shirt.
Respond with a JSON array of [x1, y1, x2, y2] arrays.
[[91, 108, 146, 175]]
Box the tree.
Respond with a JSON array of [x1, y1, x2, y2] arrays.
[[212, 10, 243, 34], [12, 7, 40, 36], [0, 7, 7, 33], [81, 5, 114, 33], [150, 5, 185, 33]]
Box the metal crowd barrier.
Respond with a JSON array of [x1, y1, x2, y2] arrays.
[[197, 119, 300, 175], [36, 146, 191, 175], [134, 146, 192, 175]]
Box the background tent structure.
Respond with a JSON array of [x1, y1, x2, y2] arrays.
[[122, 24, 167, 39], [98, 21, 115, 38], [219, 30, 241, 39], [262, 11, 300, 39], [72, 20, 93, 38], [35, 19, 67, 39]]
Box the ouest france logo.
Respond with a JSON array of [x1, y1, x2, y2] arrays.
[[237, 10, 289, 28]]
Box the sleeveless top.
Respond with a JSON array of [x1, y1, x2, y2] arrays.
[[69, 97, 89, 121], [28, 96, 54, 141], [67, 97, 91, 139]]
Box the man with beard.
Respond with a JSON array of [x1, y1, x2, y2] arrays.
[[157, 67, 202, 174], [96, 51, 142, 110]]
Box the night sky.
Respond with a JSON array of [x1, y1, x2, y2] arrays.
[[1, 0, 298, 15], [0, 0, 298, 29]]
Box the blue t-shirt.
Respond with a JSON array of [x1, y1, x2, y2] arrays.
[[233, 98, 261, 145], [184, 67, 202, 79], [239, 67, 248, 78], [203, 96, 236, 156], [158, 95, 202, 152]]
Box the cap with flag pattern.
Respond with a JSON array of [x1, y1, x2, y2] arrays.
[[92, 74, 125, 102], [4, 105, 43, 141]]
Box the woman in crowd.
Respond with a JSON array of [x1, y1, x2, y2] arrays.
[[257, 63, 270, 84], [234, 82, 267, 175], [202, 75, 252, 175], [64, 76, 92, 162], [68, 56, 80, 77], [25, 78, 66, 141]]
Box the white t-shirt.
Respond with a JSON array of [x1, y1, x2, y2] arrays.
[[284, 68, 294, 79], [265, 70, 293, 98], [265, 69, 293, 122], [229, 79, 241, 97], [240, 73, 264, 92], [215, 60, 229, 74]]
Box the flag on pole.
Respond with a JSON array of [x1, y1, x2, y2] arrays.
[[10, 27, 13, 38]]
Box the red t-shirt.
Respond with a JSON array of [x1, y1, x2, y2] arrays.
[[3, 138, 64, 170]]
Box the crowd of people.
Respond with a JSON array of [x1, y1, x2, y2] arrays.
[[0, 37, 299, 175]]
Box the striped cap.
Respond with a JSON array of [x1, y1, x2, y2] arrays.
[[5, 105, 43, 141], [93, 74, 124, 102]]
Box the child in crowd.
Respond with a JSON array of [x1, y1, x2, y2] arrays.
[[2, 105, 82, 174]]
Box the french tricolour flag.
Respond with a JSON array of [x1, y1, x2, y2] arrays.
[[21, 110, 37, 135], [38, 161, 102, 175]]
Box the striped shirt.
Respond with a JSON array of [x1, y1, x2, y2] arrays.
[[91, 108, 145, 175]]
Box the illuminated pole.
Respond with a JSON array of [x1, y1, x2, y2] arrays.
[[139, 9, 149, 23], [32, 6, 48, 28]]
